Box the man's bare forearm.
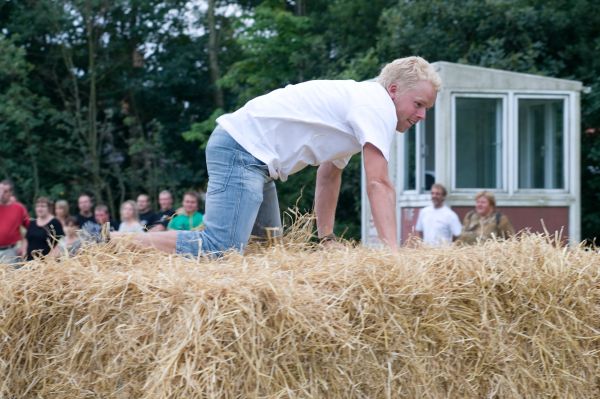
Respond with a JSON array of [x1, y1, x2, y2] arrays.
[[367, 179, 398, 249], [315, 162, 342, 238]]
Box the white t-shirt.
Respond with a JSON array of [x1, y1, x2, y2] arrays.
[[216, 80, 397, 181], [415, 204, 462, 246], [118, 221, 145, 233]]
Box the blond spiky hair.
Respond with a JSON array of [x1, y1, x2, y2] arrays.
[[377, 56, 441, 92]]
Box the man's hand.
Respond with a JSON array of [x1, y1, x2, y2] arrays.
[[15, 243, 25, 257], [363, 143, 398, 250]]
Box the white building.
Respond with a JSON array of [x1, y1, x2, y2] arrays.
[[361, 61, 583, 245]]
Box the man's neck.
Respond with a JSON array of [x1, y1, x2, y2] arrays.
[[80, 211, 92, 217]]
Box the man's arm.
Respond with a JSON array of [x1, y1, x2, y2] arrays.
[[17, 237, 27, 258], [17, 207, 30, 257], [363, 143, 397, 250], [315, 161, 343, 239]]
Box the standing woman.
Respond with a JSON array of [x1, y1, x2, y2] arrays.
[[54, 199, 71, 228], [25, 197, 64, 260], [118, 200, 145, 233], [456, 191, 515, 244]]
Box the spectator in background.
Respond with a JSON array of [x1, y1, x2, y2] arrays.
[[118, 200, 145, 233], [25, 197, 64, 260], [55, 199, 71, 228], [457, 191, 515, 245], [414, 183, 462, 246], [0, 180, 29, 265], [167, 191, 204, 231], [137, 193, 158, 230], [95, 204, 119, 230], [76, 193, 95, 228], [82, 204, 118, 238], [150, 190, 176, 231], [51, 216, 82, 257]]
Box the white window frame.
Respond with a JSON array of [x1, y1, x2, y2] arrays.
[[397, 108, 436, 194], [513, 94, 569, 194], [397, 126, 418, 193], [451, 92, 509, 192]]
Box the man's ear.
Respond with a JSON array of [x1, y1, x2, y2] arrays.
[[387, 84, 398, 100]]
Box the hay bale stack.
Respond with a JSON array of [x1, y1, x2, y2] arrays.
[[0, 235, 598, 398]]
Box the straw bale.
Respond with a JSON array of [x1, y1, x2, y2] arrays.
[[0, 234, 598, 398]]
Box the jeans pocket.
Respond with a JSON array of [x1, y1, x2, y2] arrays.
[[239, 151, 269, 180], [206, 147, 235, 195]]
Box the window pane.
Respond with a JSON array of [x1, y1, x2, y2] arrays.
[[518, 99, 564, 189], [403, 126, 416, 190], [423, 106, 435, 191], [455, 98, 502, 188]]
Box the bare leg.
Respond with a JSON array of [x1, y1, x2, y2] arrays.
[[111, 231, 178, 253]]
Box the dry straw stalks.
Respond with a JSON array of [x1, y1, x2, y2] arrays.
[[0, 215, 599, 398]]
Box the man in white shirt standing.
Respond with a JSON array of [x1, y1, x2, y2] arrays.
[[113, 56, 441, 256], [415, 183, 462, 246]]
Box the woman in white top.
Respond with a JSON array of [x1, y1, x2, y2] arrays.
[[118, 200, 145, 233]]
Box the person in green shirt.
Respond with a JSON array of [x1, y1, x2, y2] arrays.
[[167, 191, 204, 231]]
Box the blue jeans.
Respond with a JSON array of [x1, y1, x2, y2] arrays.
[[176, 126, 282, 257]]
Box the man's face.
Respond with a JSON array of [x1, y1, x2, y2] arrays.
[[158, 192, 173, 211], [0, 183, 12, 204], [137, 195, 151, 212], [388, 80, 437, 133], [78, 195, 92, 213], [430, 187, 445, 208], [182, 195, 198, 214], [95, 209, 110, 224]]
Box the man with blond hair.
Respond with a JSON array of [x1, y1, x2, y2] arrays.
[[114, 56, 441, 256]]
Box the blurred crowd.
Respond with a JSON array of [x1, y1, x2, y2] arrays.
[[0, 179, 204, 265], [0, 177, 517, 266], [413, 183, 515, 247]]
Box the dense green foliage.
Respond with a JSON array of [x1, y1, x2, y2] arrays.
[[0, 0, 599, 240]]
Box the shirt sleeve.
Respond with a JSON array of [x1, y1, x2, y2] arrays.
[[498, 215, 515, 238], [415, 209, 424, 232], [332, 156, 352, 170], [52, 219, 64, 238], [450, 211, 463, 236], [21, 205, 30, 229], [346, 105, 396, 161]]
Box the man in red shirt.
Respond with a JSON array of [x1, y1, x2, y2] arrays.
[[0, 180, 30, 265]]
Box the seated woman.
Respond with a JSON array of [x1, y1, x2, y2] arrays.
[[457, 191, 515, 245], [25, 197, 64, 260], [117, 200, 145, 233], [51, 216, 82, 257]]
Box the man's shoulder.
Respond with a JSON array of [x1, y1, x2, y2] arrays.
[[427, 205, 459, 219], [420, 205, 435, 213], [170, 213, 185, 222], [440, 204, 460, 214], [0, 202, 27, 213]]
